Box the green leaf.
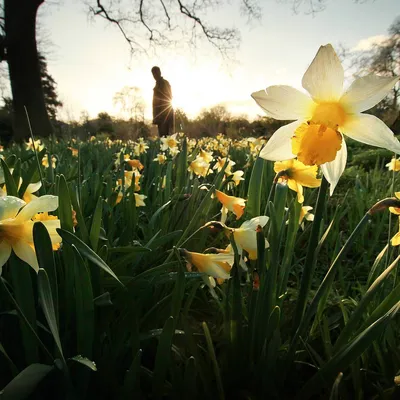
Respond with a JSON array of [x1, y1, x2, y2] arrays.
[[0, 363, 53, 400], [246, 156, 265, 218], [90, 196, 103, 252], [299, 302, 400, 399], [1, 158, 18, 197], [71, 246, 94, 363], [152, 316, 175, 399], [57, 174, 74, 232], [120, 350, 142, 399], [57, 228, 124, 287], [69, 355, 97, 371], [8, 255, 39, 364], [33, 222, 58, 320], [18, 148, 47, 198], [333, 255, 400, 353], [184, 356, 197, 400], [38, 269, 65, 363]]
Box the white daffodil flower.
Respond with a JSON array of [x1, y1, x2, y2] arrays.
[[0, 195, 61, 274], [252, 44, 400, 194]]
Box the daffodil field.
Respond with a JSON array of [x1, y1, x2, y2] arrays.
[[1, 45, 400, 399]]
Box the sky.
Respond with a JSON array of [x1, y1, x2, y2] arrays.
[[37, 0, 399, 122]]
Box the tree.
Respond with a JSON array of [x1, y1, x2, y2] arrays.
[[113, 86, 145, 123], [0, 0, 52, 140]]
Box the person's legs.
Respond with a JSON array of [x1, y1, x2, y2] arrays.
[[157, 122, 170, 137]]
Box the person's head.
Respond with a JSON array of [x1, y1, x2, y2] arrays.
[[151, 66, 161, 80]]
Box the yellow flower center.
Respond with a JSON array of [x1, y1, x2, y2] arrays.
[[312, 102, 346, 130], [291, 102, 346, 166]]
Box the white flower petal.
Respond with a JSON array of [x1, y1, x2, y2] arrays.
[[0, 241, 12, 273], [15, 195, 59, 222], [12, 241, 39, 272], [240, 216, 269, 230], [0, 196, 26, 220], [342, 113, 400, 153], [259, 120, 302, 161], [251, 86, 314, 120], [302, 44, 344, 102], [340, 75, 399, 113], [321, 137, 347, 195], [26, 181, 42, 195]]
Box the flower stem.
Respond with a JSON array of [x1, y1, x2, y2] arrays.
[[292, 176, 328, 332]]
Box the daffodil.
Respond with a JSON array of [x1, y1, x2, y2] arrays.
[[161, 133, 179, 151], [180, 249, 234, 282], [215, 189, 246, 223], [198, 148, 214, 163], [274, 159, 321, 203], [42, 155, 57, 169], [389, 192, 400, 215], [299, 206, 314, 230], [0, 195, 61, 273], [134, 138, 149, 156], [1, 178, 42, 204], [188, 157, 212, 178], [252, 44, 400, 194], [134, 193, 147, 207], [386, 158, 400, 172], [153, 153, 167, 164], [26, 138, 44, 152], [229, 170, 245, 187], [126, 159, 144, 171], [206, 216, 269, 261], [213, 157, 235, 174], [68, 147, 79, 157]]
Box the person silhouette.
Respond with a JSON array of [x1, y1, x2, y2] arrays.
[[151, 66, 174, 136]]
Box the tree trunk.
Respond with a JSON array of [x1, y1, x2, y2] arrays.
[[5, 0, 52, 141]]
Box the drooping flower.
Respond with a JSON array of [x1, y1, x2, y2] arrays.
[[299, 206, 314, 230], [389, 192, 400, 216], [126, 159, 144, 171], [274, 159, 321, 203], [386, 158, 400, 172], [206, 216, 269, 261], [0, 195, 61, 273], [229, 170, 245, 187], [252, 44, 400, 194], [134, 193, 147, 207], [180, 249, 234, 282], [215, 189, 246, 222]]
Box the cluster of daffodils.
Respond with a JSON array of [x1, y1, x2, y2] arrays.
[[115, 152, 147, 207], [252, 44, 400, 196], [0, 195, 62, 274]]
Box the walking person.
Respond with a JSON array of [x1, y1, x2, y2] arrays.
[[151, 66, 174, 136]]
